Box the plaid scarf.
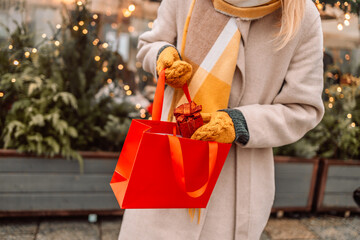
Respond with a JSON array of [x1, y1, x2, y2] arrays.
[[167, 0, 281, 121]]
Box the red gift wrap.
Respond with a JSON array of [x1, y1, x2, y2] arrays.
[[174, 102, 204, 138]]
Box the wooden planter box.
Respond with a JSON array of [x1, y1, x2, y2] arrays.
[[272, 156, 319, 213], [316, 159, 360, 212], [0, 149, 123, 217]]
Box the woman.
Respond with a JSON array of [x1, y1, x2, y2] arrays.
[[119, 0, 324, 239]]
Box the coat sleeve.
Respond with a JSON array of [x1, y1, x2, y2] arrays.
[[235, 15, 325, 148], [136, 0, 178, 76]]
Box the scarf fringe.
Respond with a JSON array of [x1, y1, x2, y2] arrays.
[[188, 208, 202, 224]]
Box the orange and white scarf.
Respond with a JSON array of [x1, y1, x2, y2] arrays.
[[167, 0, 281, 121]]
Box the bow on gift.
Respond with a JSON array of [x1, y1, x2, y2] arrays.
[[174, 101, 204, 138]]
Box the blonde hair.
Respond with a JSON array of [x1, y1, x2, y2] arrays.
[[275, 0, 306, 50]]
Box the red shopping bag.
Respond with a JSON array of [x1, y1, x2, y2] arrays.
[[110, 70, 232, 208]]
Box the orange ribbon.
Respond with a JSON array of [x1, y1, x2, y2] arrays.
[[168, 136, 218, 198], [168, 136, 218, 224], [152, 69, 166, 121], [153, 69, 192, 121], [153, 69, 216, 223]]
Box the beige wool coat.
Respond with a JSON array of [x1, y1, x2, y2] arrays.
[[119, 0, 324, 239]]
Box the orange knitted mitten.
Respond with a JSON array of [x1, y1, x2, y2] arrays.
[[191, 112, 236, 144], [156, 46, 192, 88]]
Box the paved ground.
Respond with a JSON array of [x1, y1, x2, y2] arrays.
[[0, 214, 359, 240], [262, 214, 360, 240]]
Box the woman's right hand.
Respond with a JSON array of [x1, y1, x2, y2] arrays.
[[156, 46, 192, 88]]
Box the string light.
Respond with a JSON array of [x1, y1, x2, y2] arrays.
[[124, 85, 130, 91], [347, 113, 352, 119], [329, 97, 334, 102], [91, 21, 96, 26], [126, 90, 132, 95], [11, 78, 16, 83], [328, 103, 333, 108], [345, 13, 351, 20], [316, 3, 323, 10], [0, 92, 4, 98], [337, 87, 342, 92], [148, 22, 153, 29], [56, 24, 61, 29], [73, 26, 79, 31], [345, 54, 350, 61], [94, 56, 100, 61], [325, 89, 329, 94], [92, 39, 99, 45], [123, 9, 131, 18], [118, 64, 124, 70], [128, 4, 136, 12], [77, 1, 83, 6], [141, 113, 146, 118], [24, 51, 30, 58], [128, 26, 135, 32], [140, 109, 146, 114], [135, 104, 141, 109], [340, 94, 344, 99], [102, 67, 108, 72], [42, 33, 47, 38], [54, 40, 60, 46], [344, 19, 350, 26], [107, 78, 112, 84], [8, 45, 13, 49], [13, 60, 19, 65], [326, 72, 333, 79], [350, 122, 356, 128], [79, 21, 84, 26], [337, 23, 343, 31], [102, 43, 109, 48], [82, 29, 88, 34], [93, 14, 98, 20], [32, 48, 37, 53]]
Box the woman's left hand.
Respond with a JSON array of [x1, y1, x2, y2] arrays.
[[191, 112, 235, 143]]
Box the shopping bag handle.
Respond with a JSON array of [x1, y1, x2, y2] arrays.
[[152, 69, 192, 121], [168, 135, 218, 198]]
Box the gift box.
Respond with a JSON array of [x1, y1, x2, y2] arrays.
[[110, 70, 231, 208], [174, 101, 204, 138]]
